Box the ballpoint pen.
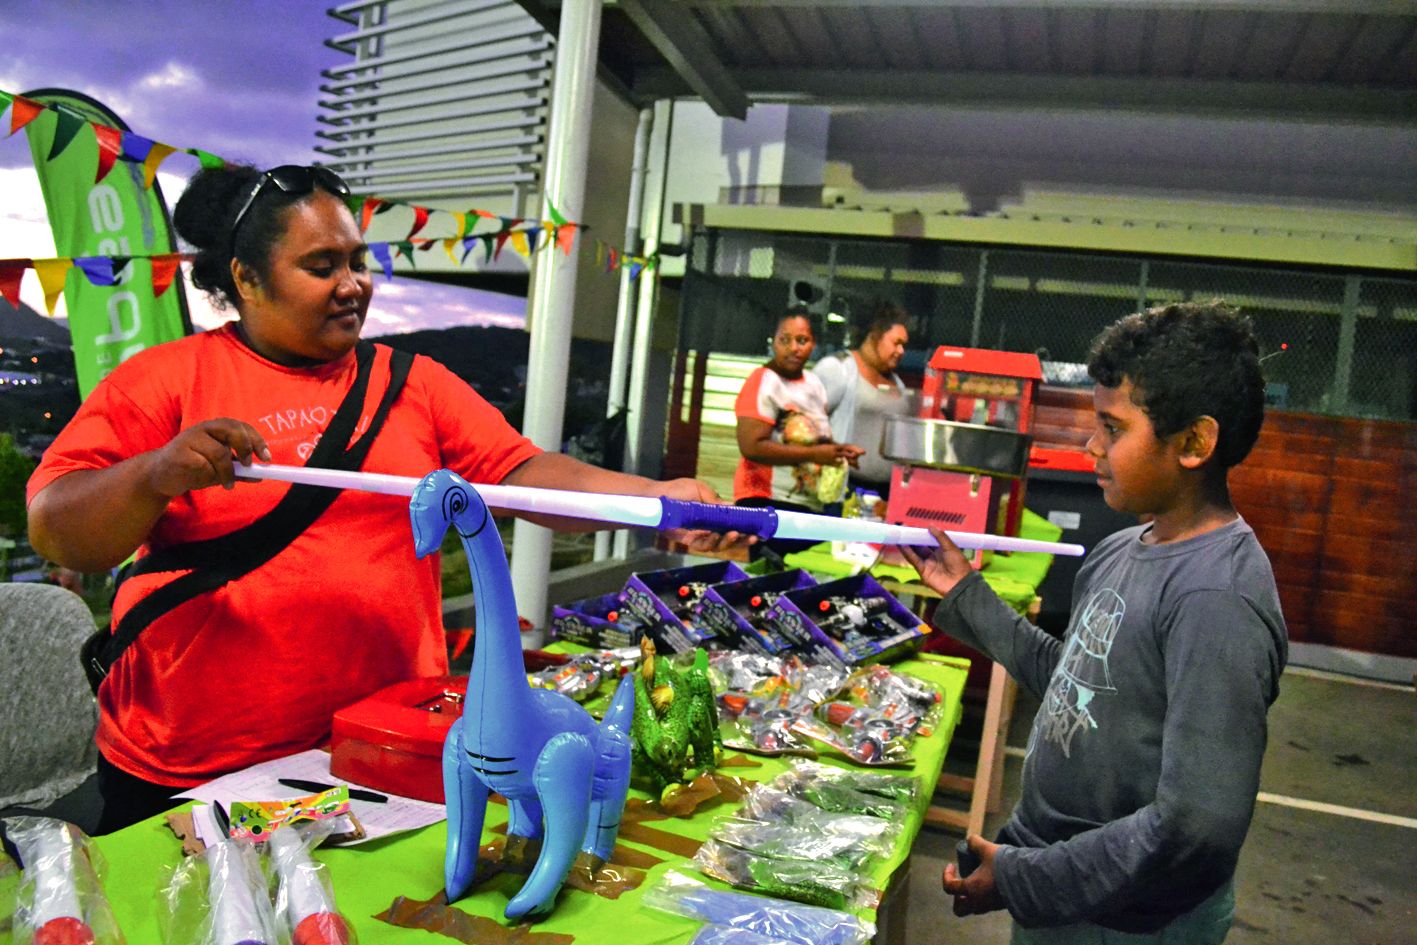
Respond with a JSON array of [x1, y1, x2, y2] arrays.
[[277, 778, 388, 804]]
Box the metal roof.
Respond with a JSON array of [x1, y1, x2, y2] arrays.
[[519, 1, 1417, 123]]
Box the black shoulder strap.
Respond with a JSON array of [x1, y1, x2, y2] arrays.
[[90, 344, 415, 684]]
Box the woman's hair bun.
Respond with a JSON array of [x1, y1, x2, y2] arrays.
[[172, 165, 260, 250]]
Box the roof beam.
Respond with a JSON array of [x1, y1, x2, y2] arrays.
[[635, 68, 1417, 125], [617, 0, 749, 119]]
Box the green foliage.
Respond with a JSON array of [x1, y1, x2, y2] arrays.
[[0, 433, 35, 538]]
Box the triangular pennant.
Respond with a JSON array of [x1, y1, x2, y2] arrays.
[[119, 131, 154, 164], [415, 238, 436, 252], [110, 256, 133, 283], [509, 230, 530, 258], [188, 148, 225, 169], [150, 254, 181, 297], [0, 259, 28, 307], [556, 222, 578, 256], [0, 91, 11, 111], [394, 241, 416, 267], [369, 242, 394, 280], [94, 124, 123, 183], [460, 237, 479, 265], [142, 142, 178, 189], [493, 229, 512, 260], [629, 259, 646, 280], [482, 235, 495, 264], [9, 96, 44, 136], [523, 224, 542, 252], [594, 241, 606, 268], [32, 258, 73, 315], [46, 107, 87, 161], [406, 205, 430, 240], [451, 211, 471, 239], [473, 208, 496, 220], [359, 198, 384, 233], [498, 216, 523, 232], [443, 238, 459, 265], [608, 247, 619, 272], [546, 199, 568, 227], [73, 256, 119, 287]]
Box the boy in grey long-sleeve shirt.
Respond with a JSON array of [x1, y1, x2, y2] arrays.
[[902, 302, 1287, 942]]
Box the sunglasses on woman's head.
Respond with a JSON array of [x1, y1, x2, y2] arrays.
[[229, 164, 353, 250]]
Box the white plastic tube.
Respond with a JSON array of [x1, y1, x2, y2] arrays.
[[233, 463, 1085, 557]]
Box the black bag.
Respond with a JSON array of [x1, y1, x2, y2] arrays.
[[80, 343, 413, 694]]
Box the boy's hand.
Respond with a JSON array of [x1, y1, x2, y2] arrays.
[[941, 833, 1005, 916], [898, 526, 973, 597]]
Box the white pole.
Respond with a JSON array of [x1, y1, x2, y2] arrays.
[[510, 0, 603, 630], [615, 97, 675, 558], [595, 105, 656, 562]]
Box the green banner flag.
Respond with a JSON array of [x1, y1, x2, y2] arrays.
[[22, 88, 190, 399]]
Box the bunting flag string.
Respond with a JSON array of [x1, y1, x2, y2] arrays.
[[0, 90, 590, 243], [0, 252, 193, 313], [0, 90, 682, 297], [591, 238, 658, 281]]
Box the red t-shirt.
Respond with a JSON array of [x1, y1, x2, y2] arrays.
[[28, 324, 541, 786]]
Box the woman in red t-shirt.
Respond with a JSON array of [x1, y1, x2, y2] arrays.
[[27, 164, 743, 833]]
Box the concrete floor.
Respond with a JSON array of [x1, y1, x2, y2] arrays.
[[899, 668, 1417, 945]]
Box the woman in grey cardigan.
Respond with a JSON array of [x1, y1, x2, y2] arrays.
[[813, 302, 911, 498]]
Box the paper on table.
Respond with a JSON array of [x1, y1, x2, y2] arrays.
[[177, 749, 445, 845]]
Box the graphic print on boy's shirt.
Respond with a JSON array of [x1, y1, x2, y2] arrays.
[[1033, 588, 1125, 759]]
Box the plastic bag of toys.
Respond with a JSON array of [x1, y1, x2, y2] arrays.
[[1, 816, 126, 945], [769, 761, 918, 818], [692, 839, 869, 912], [161, 837, 283, 945], [643, 868, 876, 945], [736, 785, 901, 851]]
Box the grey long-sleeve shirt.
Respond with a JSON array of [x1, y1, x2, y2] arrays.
[[932, 518, 1287, 932]]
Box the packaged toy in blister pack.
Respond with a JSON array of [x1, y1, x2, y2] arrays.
[[620, 561, 751, 654], [1, 816, 125, 945], [692, 838, 868, 912], [735, 785, 901, 851], [642, 869, 876, 945]]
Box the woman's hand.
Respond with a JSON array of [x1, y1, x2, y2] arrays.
[[146, 419, 271, 498], [811, 442, 865, 468], [897, 526, 974, 597], [941, 834, 1006, 916]]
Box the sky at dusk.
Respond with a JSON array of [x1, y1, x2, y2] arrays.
[[0, 0, 527, 334]]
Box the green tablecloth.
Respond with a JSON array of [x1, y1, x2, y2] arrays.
[[783, 507, 1063, 614], [64, 656, 969, 945]]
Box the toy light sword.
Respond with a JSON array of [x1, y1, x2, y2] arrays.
[[234, 462, 1085, 557]]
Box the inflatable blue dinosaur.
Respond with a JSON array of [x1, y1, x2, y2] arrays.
[[410, 469, 635, 920]]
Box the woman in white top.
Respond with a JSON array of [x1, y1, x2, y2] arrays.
[[813, 302, 911, 498], [734, 310, 863, 558]]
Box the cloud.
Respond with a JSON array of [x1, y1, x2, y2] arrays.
[[137, 61, 201, 92]]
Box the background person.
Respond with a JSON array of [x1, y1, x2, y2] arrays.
[[26, 163, 743, 834], [901, 301, 1285, 944], [734, 309, 863, 559], [813, 301, 911, 499]]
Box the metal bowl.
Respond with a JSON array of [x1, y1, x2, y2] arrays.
[[880, 416, 1032, 478]]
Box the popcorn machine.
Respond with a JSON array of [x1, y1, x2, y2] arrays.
[[881, 346, 1042, 566]]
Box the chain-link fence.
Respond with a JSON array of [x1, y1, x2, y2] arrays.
[[681, 228, 1417, 422]]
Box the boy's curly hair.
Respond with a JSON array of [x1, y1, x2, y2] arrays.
[[1087, 301, 1265, 468]]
